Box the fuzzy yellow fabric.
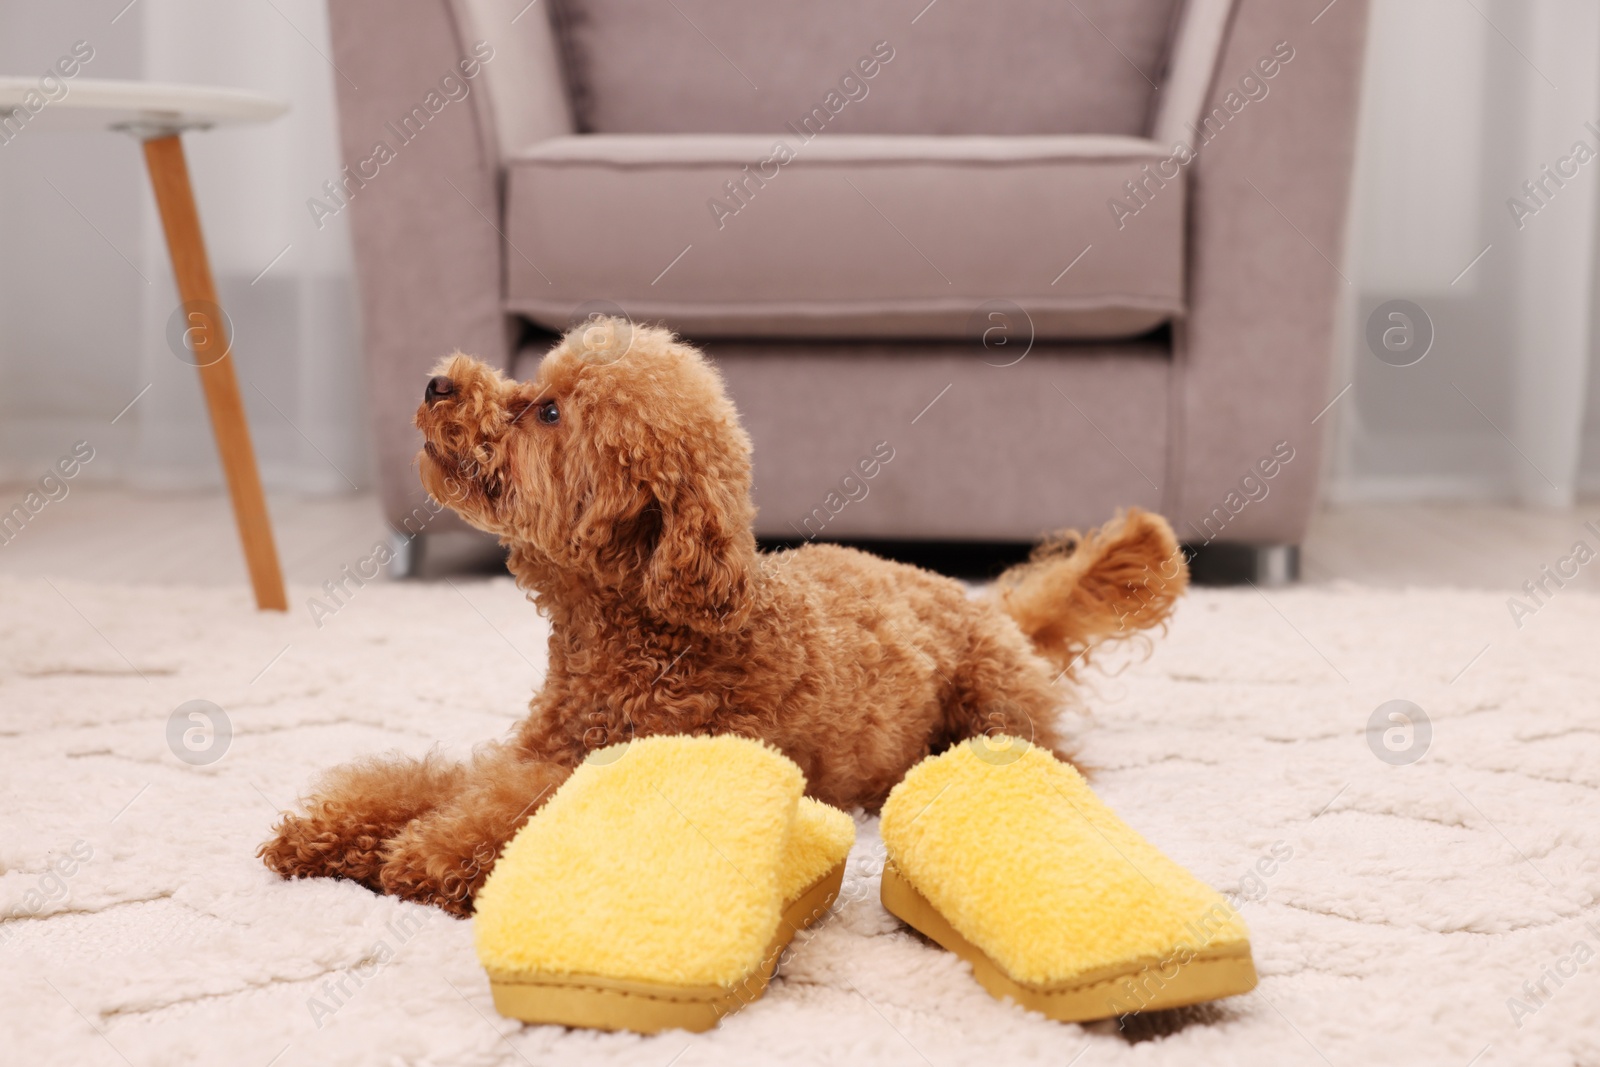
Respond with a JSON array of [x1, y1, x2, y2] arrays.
[[880, 739, 1249, 987], [474, 735, 804, 987], [776, 798, 855, 903]]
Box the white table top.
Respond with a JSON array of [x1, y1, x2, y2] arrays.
[[0, 77, 286, 136]]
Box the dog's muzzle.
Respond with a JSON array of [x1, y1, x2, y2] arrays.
[[425, 375, 455, 406]]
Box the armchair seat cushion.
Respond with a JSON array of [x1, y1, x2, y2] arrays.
[[504, 134, 1185, 341]]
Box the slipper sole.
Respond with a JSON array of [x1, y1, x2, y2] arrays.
[[487, 856, 847, 1033], [880, 859, 1257, 1021]]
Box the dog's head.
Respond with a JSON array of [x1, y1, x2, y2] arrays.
[[415, 319, 757, 631]]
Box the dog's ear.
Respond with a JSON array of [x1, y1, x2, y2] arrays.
[[641, 471, 757, 633], [565, 428, 756, 632]]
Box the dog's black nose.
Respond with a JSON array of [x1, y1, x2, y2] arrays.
[[425, 376, 455, 405]]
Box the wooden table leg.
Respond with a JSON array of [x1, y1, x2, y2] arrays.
[[142, 134, 287, 611]]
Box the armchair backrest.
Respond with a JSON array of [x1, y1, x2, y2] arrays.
[[455, 0, 1240, 155], [533, 0, 1184, 137]]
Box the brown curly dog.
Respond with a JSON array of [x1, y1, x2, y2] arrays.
[[259, 320, 1188, 916]]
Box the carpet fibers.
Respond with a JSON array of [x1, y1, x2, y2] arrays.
[[1, 576, 1597, 1066]]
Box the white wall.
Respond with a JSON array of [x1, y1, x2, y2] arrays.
[[0, 0, 367, 493]]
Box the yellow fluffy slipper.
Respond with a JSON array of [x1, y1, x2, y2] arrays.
[[474, 735, 854, 1033], [879, 738, 1257, 1022]]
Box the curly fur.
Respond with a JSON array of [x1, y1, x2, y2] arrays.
[[260, 320, 1187, 916]]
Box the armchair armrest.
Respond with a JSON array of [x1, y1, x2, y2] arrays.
[[1171, 0, 1369, 546], [326, 0, 571, 530]]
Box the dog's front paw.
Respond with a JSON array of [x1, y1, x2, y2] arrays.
[[377, 820, 497, 918], [258, 755, 469, 889], [258, 809, 394, 888]]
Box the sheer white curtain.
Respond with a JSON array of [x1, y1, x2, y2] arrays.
[[1330, 0, 1600, 506], [0, 0, 367, 493]]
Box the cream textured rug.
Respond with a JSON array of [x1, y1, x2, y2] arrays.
[[2, 575, 1597, 1067]]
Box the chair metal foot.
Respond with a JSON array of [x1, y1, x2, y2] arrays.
[[387, 530, 423, 579], [1252, 544, 1300, 586], [1186, 543, 1300, 587]]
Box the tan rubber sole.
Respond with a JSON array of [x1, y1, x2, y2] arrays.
[[487, 858, 847, 1033], [880, 860, 1257, 1022]]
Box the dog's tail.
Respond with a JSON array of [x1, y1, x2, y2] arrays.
[[993, 508, 1188, 679]]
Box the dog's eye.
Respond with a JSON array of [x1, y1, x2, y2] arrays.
[[536, 400, 560, 425]]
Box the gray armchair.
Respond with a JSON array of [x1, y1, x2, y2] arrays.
[[327, 0, 1369, 575]]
